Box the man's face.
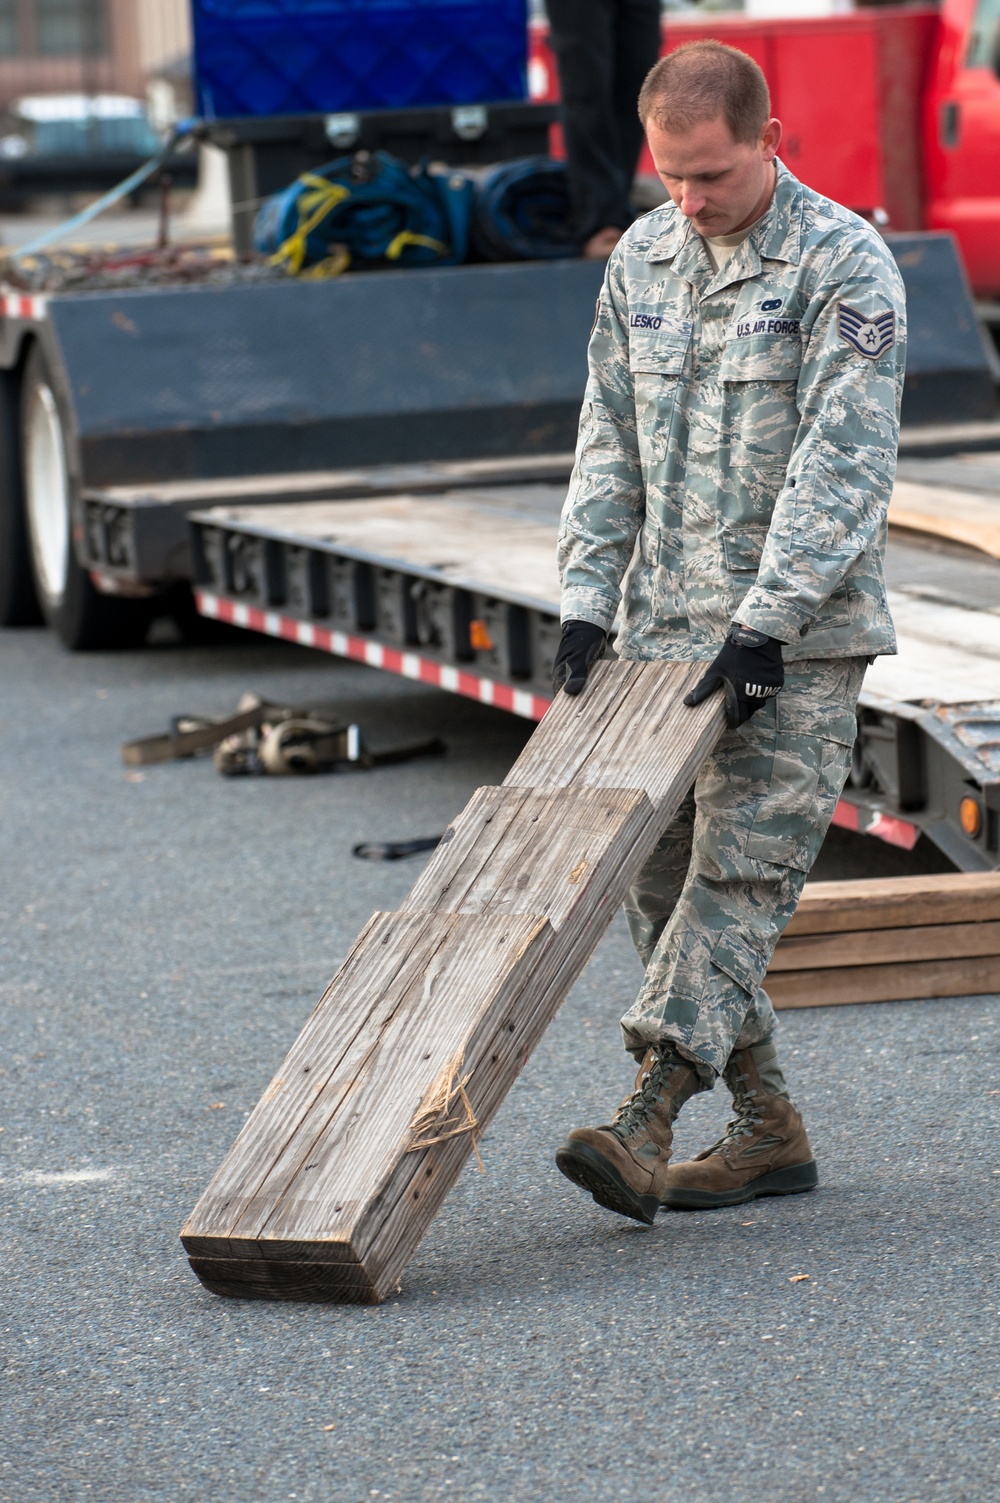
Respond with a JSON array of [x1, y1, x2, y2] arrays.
[[645, 114, 782, 237]]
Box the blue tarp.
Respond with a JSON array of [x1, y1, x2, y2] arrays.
[[255, 152, 580, 273], [254, 151, 474, 272], [469, 157, 579, 262]]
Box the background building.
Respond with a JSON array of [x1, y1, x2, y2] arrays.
[[0, 0, 191, 106]]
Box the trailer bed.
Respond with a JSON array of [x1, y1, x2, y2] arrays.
[[190, 469, 1000, 871], [205, 487, 565, 612]]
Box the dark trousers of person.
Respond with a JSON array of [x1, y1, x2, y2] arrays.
[[546, 0, 662, 241]]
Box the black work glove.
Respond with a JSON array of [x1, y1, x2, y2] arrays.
[[552, 620, 607, 696], [683, 624, 785, 729]]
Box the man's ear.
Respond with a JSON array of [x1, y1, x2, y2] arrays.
[[761, 117, 782, 161]]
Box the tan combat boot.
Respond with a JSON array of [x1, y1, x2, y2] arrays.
[[555, 1046, 704, 1225], [660, 1040, 818, 1210]]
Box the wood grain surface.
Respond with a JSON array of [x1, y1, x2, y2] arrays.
[[182, 660, 725, 1303], [889, 480, 1000, 560], [767, 954, 1000, 1009], [783, 873, 1000, 936], [770, 920, 1000, 971]]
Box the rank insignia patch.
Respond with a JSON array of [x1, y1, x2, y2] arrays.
[[837, 305, 896, 359]]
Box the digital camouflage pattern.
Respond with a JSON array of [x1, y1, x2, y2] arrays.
[[621, 657, 868, 1079], [555, 160, 904, 1080], [557, 159, 906, 660]]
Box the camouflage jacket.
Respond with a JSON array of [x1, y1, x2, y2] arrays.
[[557, 160, 905, 661]]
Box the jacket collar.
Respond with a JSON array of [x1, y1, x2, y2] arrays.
[[643, 158, 804, 294]]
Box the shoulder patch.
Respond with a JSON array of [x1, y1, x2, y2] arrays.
[[837, 305, 895, 359]]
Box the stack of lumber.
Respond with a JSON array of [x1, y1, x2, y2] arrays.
[[181, 661, 725, 1305], [766, 871, 1000, 1008]]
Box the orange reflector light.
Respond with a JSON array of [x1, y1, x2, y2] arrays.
[[469, 619, 494, 651], [959, 796, 982, 837]]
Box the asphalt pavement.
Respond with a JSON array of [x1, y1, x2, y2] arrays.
[[1, 625, 997, 1503]]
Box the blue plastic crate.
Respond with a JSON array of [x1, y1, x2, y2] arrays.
[[192, 0, 529, 119]]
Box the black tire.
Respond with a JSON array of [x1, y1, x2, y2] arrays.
[[0, 362, 42, 625], [20, 342, 151, 650]]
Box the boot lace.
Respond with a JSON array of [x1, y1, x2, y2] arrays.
[[611, 1054, 677, 1140], [705, 1071, 765, 1156]]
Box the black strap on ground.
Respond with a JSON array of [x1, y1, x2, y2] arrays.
[[352, 835, 443, 862], [359, 737, 447, 769]]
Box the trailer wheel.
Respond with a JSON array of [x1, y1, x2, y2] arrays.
[[0, 364, 42, 625], [20, 343, 151, 650]]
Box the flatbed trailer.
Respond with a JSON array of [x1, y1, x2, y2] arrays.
[[0, 226, 995, 648], [0, 259, 608, 647], [187, 463, 1000, 875], [0, 152, 996, 876]]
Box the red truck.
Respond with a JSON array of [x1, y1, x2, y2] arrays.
[[530, 0, 1000, 298]]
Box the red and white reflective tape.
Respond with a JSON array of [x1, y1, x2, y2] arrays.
[[197, 590, 553, 721], [831, 798, 920, 850], [198, 593, 930, 835], [0, 290, 46, 321]]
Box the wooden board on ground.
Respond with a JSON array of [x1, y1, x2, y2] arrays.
[[768, 871, 1000, 1009], [767, 954, 1000, 1008], [771, 920, 1000, 971], [181, 661, 725, 1305]]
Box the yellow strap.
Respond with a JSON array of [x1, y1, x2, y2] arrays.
[[298, 246, 352, 279], [385, 230, 447, 260], [270, 174, 447, 276], [270, 177, 351, 275]]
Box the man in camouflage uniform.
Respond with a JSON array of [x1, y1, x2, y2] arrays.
[[551, 41, 906, 1226]]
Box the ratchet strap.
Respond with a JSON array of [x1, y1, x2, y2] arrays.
[[122, 693, 445, 777]]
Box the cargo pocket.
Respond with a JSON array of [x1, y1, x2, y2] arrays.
[[720, 337, 802, 388], [628, 310, 692, 378], [720, 340, 799, 511], [721, 523, 768, 615], [710, 925, 771, 998], [630, 345, 689, 404], [630, 341, 689, 378], [721, 512, 851, 631], [630, 329, 690, 455], [744, 730, 855, 873], [721, 524, 768, 573], [631, 329, 685, 411]]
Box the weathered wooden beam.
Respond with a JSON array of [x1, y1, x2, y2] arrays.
[[768, 954, 1000, 1009], [782, 872, 1000, 937], [181, 660, 725, 1303], [769, 920, 1000, 972], [769, 873, 1000, 1008]]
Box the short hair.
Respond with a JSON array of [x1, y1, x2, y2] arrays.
[[637, 41, 771, 145]]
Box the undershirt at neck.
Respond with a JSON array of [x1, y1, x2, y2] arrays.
[[701, 203, 770, 272]]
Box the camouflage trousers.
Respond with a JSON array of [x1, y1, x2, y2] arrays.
[[621, 657, 868, 1080]]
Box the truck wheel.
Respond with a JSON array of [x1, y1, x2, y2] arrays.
[[21, 343, 150, 649], [0, 364, 42, 625]]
